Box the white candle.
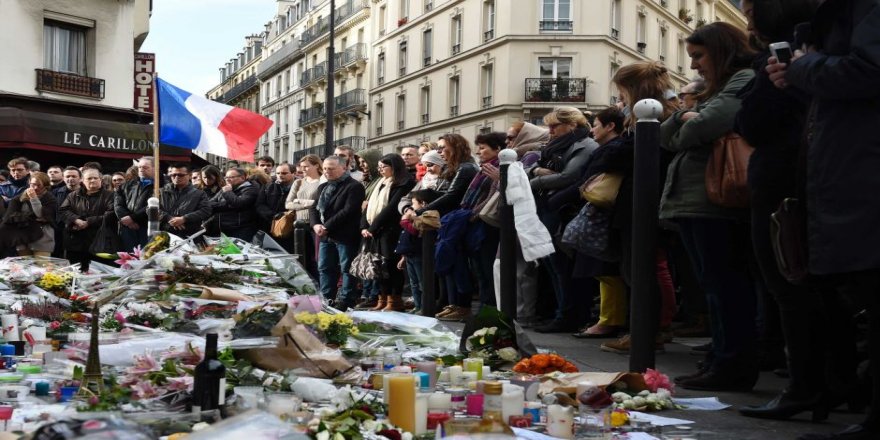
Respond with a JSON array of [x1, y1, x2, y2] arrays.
[[23, 326, 46, 341], [546, 404, 574, 439], [414, 393, 429, 434], [391, 365, 412, 374], [447, 366, 462, 386], [428, 392, 451, 411], [437, 370, 449, 383], [461, 371, 478, 388], [501, 384, 525, 424], [1, 315, 20, 342], [482, 365, 491, 379]]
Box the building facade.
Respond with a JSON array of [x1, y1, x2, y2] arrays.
[[206, 34, 265, 167], [0, 0, 189, 169], [366, 0, 746, 154]]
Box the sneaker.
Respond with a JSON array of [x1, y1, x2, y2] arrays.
[[600, 334, 666, 354], [438, 306, 470, 322], [435, 305, 456, 318], [354, 297, 378, 310]]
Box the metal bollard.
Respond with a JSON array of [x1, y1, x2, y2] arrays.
[[498, 149, 518, 320], [629, 99, 663, 373], [293, 222, 308, 270], [421, 229, 438, 317]]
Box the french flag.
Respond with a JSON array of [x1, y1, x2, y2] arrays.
[[157, 78, 272, 161]]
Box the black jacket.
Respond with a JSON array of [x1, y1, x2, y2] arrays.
[[785, 0, 880, 275], [159, 183, 211, 238], [361, 178, 416, 236], [256, 181, 292, 229], [207, 180, 259, 233], [310, 176, 366, 246], [58, 188, 116, 252], [418, 161, 479, 216], [0, 192, 57, 249], [114, 178, 159, 227]]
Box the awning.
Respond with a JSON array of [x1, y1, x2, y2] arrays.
[[0, 107, 191, 161]]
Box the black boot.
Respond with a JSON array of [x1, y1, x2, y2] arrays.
[[739, 390, 826, 421]]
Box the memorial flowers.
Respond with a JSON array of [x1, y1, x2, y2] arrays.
[[295, 311, 359, 346], [512, 353, 579, 375]]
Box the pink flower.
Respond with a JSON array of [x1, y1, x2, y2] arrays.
[[167, 376, 194, 392], [114, 312, 126, 324], [131, 380, 159, 399], [644, 368, 674, 394], [49, 321, 61, 330], [128, 353, 160, 375], [88, 395, 100, 406], [114, 246, 143, 269]]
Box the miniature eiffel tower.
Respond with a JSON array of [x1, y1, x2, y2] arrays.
[[77, 303, 104, 397]]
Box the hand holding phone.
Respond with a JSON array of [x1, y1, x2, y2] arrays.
[[769, 42, 794, 65]]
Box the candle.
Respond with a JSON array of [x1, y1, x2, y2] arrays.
[[463, 358, 483, 380], [388, 375, 416, 433], [414, 393, 428, 434], [391, 365, 412, 374], [383, 373, 405, 403], [447, 366, 462, 386], [546, 404, 575, 439], [437, 370, 449, 383], [427, 412, 451, 430], [525, 402, 542, 423], [461, 371, 478, 388], [413, 372, 430, 389], [1, 315, 20, 342], [501, 384, 525, 425], [465, 393, 484, 416], [448, 387, 468, 411], [482, 365, 491, 379], [415, 361, 438, 389], [428, 392, 451, 411], [511, 377, 540, 401]]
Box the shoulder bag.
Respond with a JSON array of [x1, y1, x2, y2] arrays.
[[89, 216, 122, 256], [477, 192, 502, 227], [580, 173, 623, 209], [770, 198, 810, 285], [705, 132, 754, 208], [349, 237, 388, 280], [270, 211, 297, 239]]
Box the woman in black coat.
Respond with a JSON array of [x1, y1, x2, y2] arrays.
[[58, 168, 116, 272], [361, 154, 415, 312], [0, 172, 57, 257]]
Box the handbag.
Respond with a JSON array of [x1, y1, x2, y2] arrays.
[[580, 173, 623, 209], [270, 211, 297, 238], [705, 132, 754, 208], [561, 202, 619, 262], [770, 198, 810, 285], [477, 192, 502, 227], [349, 238, 388, 280], [89, 216, 122, 256]]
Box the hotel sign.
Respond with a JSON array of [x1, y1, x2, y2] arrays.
[[134, 53, 155, 113]]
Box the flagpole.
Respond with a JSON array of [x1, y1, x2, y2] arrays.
[[152, 73, 161, 199]]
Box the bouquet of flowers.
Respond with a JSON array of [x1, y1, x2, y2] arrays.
[[295, 311, 359, 347], [608, 369, 678, 412], [512, 353, 578, 375], [464, 326, 519, 366], [36, 271, 74, 297]]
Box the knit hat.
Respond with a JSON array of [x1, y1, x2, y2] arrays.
[[421, 150, 446, 167]]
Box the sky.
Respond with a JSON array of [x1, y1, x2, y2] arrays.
[[140, 0, 279, 96]]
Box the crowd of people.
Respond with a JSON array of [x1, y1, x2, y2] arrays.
[[0, 1, 877, 437]]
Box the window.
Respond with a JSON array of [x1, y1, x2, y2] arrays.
[[636, 12, 647, 54], [379, 5, 386, 35], [696, 0, 704, 20], [397, 95, 406, 130], [483, 0, 495, 41], [678, 38, 686, 73], [43, 20, 87, 75], [541, 0, 572, 31], [659, 28, 668, 62], [423, 29, 433, 66], [421, 87, 431, 125], [375, 103, 384, 136], [611, 0, 621, 39], [539, 58, 572, 79], [399, 41, 407, 76], [451, 15, 463, 55], [449, 76, 460, 117], [283, 108, 289, 133], [399, 0, 409, 20], [610, 62, 620, 105], [481, 64, 494, 108], [425, 0, 433, 12], [377, 52, 386, 85]]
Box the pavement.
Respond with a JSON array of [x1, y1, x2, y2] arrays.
[[446, 318, 865, 440]]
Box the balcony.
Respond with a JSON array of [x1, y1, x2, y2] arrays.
[[334, 88, 366, 113], [423, 56, 432, 67], [309, 136, 368, 158], [483, 29, 495, 42], [300, 0, 368, 48], [257, 40, 302, 80], [300, 61, 327, 87], [539, 20, 573, 32], [35, 69, 104, 99], [333, 43, 368, 72], [452, 43, 461, 55], [214, 75, 258, 104], [299, 104, 326, 126], [524, 78, 587, 103], [292, 145, 326, 162], [449, 105, 459, 117], [482, 96, 493, 108], [421, 113, 429, 125]]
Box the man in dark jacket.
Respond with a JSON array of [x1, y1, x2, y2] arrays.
[[47, 166, 64, 191], [208, 167, 259, 241], [768, 2, 880, 439], [256, 162, 294, 233], [160, 163, 211, 238], [115, 157, 157, 251], [1, 157, 31, 206], [51, 167, 82, 258], [310, 156, 366, 309]]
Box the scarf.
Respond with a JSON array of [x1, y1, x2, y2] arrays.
[[539, 126, 590, 173], [421, 172, 439, 190], [316, 171, 350, 222], [140, 178, 153, 188], [513, 123, 550, 158], [461, 157, 500, 212], [365, 177, 393, 225]]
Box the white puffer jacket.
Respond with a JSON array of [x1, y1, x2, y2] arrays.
[[506, 162, 554, 262]]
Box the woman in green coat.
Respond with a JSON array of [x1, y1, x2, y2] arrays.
[[660, 22, 758, 392]]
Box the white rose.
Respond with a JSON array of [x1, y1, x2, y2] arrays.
[[632, 396, 646, 407], [498, 347, 519, 362], [402, 433, 413, 440], [363, 420, 378, 432], [656, 388, 671, 399], [612, 392, 629, 403], [316, 431, 330, 440]]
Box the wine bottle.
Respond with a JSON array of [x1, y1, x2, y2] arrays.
[[191, 333, 226, 412]]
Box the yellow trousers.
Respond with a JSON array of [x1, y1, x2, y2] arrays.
[[595, 276, 627, 327]]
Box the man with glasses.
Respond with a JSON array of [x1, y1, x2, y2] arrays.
[[1, 157, 31, 206], [311, 156, 366, 310], [678, 79, 705, 110], [207, 167, 259, 241], [256, 163, 295, 244], [115, 157, 160, 250], [159, 163, 211, 238]]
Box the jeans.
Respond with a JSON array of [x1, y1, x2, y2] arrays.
[[120, 225, 148, 253], [676, 218, 757, 369], [406, 256, 423, 309], [445, 254, 473, 307], [362, 279, 380, 300], [318, 238, 359, 304]]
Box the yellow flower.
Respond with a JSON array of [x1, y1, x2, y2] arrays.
[[610, 409, 629, 427], [295, 312, 317, 325]]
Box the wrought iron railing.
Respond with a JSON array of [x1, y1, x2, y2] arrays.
[[421, 113, 429, 125], [524, 78, 587, 102], [334, 88, 366, 113], [539, 20, 573, 31], [257, 40, 302, 79], [300, 0, 368, 48], [292, 145, 326, 162], [308, 136, 367, 159], [449, 105, 459, 117], [452, 43, 461, 55], [333, 43, 368, 71], [299, 104, 326, 126], [35, 69, 104, 99], [483, 29, 494, 41], [214, 75, 257, 104], [301, 61, 327, 86], [482, 96, 493, 108]]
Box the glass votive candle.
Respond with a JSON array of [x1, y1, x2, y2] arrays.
[[465, 393, 484, 416], [264, 393, 302, 420], [383, 353, 402, 370]]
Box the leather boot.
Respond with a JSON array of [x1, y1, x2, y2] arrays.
[[371, 294, 388, 311], [382, 295, 406, 312]]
